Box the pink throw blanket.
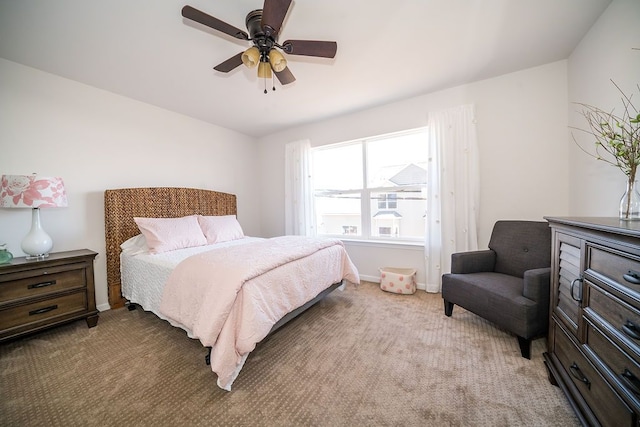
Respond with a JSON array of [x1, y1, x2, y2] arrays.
[[159, 236, 359, 390]]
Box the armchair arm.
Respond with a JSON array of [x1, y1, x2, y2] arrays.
[[451, 250, 496, 274], [523, 267, 551, 302]]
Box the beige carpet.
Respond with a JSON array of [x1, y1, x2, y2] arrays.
[[1, 282, 578, 426]]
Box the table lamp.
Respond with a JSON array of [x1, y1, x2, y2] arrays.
[[0, 174, 68, 259]]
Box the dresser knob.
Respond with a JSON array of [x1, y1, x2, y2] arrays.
[[622, 320, 640, 340], [28, 305, 58, 316], [623, 270, 640, 285], [28, 280, 56, 289], [620, 369, 640, 397], [570, 278, 583, 302], [569, 362, 591, 389]]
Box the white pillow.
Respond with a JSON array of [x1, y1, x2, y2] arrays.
[[120, 234, 149, 255], [197, 215, 245, 244], [133, 215, 207, 254]]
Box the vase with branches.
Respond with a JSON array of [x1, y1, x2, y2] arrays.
[[571, 80, 640, 220]]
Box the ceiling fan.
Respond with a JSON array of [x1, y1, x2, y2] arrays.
[[181, 0, 338, 93]]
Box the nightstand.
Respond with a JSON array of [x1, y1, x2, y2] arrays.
[[0, 249, 98, 342]]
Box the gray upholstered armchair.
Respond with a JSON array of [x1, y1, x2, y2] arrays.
[[441, 220, 551, 359]]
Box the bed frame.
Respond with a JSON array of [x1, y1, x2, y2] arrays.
[[103, 187, 342, 332]]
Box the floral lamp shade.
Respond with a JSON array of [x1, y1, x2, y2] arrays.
[[0, 175, 68, 208], [0, 175, 68, 259]]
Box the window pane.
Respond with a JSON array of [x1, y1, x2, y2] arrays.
[[370, 190, 425, 239], [367, 131, 427, 188], [313, 143, 363, 191], [315, 193, 361, 236]]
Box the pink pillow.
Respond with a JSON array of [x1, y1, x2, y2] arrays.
[[133, 215, 207, 254], [197, 215, 244, 244]]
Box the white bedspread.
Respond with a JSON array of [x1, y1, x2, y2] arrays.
[[120, 237, 263, 318], [122, 236, 359, 391]]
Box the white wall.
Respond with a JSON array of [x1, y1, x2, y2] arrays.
[[6, 0, 628, 303], [258, 60, 570, 285], [568, 0, 640, 215], [0, 58, 260, 311]]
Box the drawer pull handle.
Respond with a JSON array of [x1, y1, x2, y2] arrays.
[[622, 320, 640, 340], [569, 363, 591, 389], [570, 278, 583, 302], [28, 280, 57, 289], [28, 305, 58, 316], [623, 270, 640, 285], [620, 369, 640, 396]]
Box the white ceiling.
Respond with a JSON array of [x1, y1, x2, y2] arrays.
[[0, 0, 612, 137]]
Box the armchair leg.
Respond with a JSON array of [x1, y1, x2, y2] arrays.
[[517, 336, 531, 359], [444, 300, 454, 317]]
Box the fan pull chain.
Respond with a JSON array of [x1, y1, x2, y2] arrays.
[[272, 74, 276, 92], [264, 77, 267, 94]]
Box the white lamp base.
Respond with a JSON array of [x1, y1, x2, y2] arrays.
[[21, 208, 53, 260]]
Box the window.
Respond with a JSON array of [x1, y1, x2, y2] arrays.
[[312, 128, 427, 242], [378, 193, 397, 209], [342, 225, 358, 235]]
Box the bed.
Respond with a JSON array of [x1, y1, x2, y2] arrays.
[[104, 187, 359, 391]]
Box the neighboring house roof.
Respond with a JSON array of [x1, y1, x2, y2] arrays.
[[389, 164, 427, 186], [373, 210, 403, 219]]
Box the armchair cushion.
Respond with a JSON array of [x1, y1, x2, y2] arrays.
[[489, 221, 551, 278], [451, 250, 496, 274]]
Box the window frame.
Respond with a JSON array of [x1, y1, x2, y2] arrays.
[[311, 127, 427, 243]]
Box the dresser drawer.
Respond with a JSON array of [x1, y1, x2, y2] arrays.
[[0, 292, 87, 333], [554, 322, 634, 426], [588, 245, 640, 295], [587, 283, 640, 354], [0, 266, 86, 303], [585, 319, 640, 405]]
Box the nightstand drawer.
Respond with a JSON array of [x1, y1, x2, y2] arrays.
[[554, 322, 634, 426], [0, 292, 87, 333], [0, 266, 86, 303], [588, 245, 640, 295]]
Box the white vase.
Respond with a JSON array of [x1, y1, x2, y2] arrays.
[[619, 180, 640, 220]]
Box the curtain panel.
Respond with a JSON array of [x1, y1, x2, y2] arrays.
[[425, 104, 479, 293], [284, 139, 314, 236]]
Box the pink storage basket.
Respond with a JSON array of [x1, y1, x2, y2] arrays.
[[379, 267, 417, 295]]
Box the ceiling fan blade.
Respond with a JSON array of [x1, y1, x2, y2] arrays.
[[261, 0, 292, 37], [213, 52, 244, 73], [281, 40, 337, 58], [182, 6, 248, 40], [274, 67, 296, 85]]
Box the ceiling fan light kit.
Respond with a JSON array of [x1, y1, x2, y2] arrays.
[[241, 46, 260, 68], [268, 49, 287, 72], [257, 61, 272, 79], [181, 0, 337, 93]]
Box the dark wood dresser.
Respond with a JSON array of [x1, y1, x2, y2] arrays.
[[545, 217, 640, 426], [0, 249, 98, 342]]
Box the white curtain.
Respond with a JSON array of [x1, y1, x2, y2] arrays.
[[284, 139, 315, 236], [424, 105, 479, 293]]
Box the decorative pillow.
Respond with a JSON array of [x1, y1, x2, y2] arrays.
[[133, 215, 207, 254], [197, 215, 245, 244], [120, 234, 149, 255]]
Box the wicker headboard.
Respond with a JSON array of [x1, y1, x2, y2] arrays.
[[104, 187, 237, 308]]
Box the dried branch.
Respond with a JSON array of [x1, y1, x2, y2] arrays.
[[570, 80, 640, 183]]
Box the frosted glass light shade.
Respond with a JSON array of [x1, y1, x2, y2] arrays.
[[241, 47, 260, 68], [257, 61, 272, 78], [268, 49, 287, 72]]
